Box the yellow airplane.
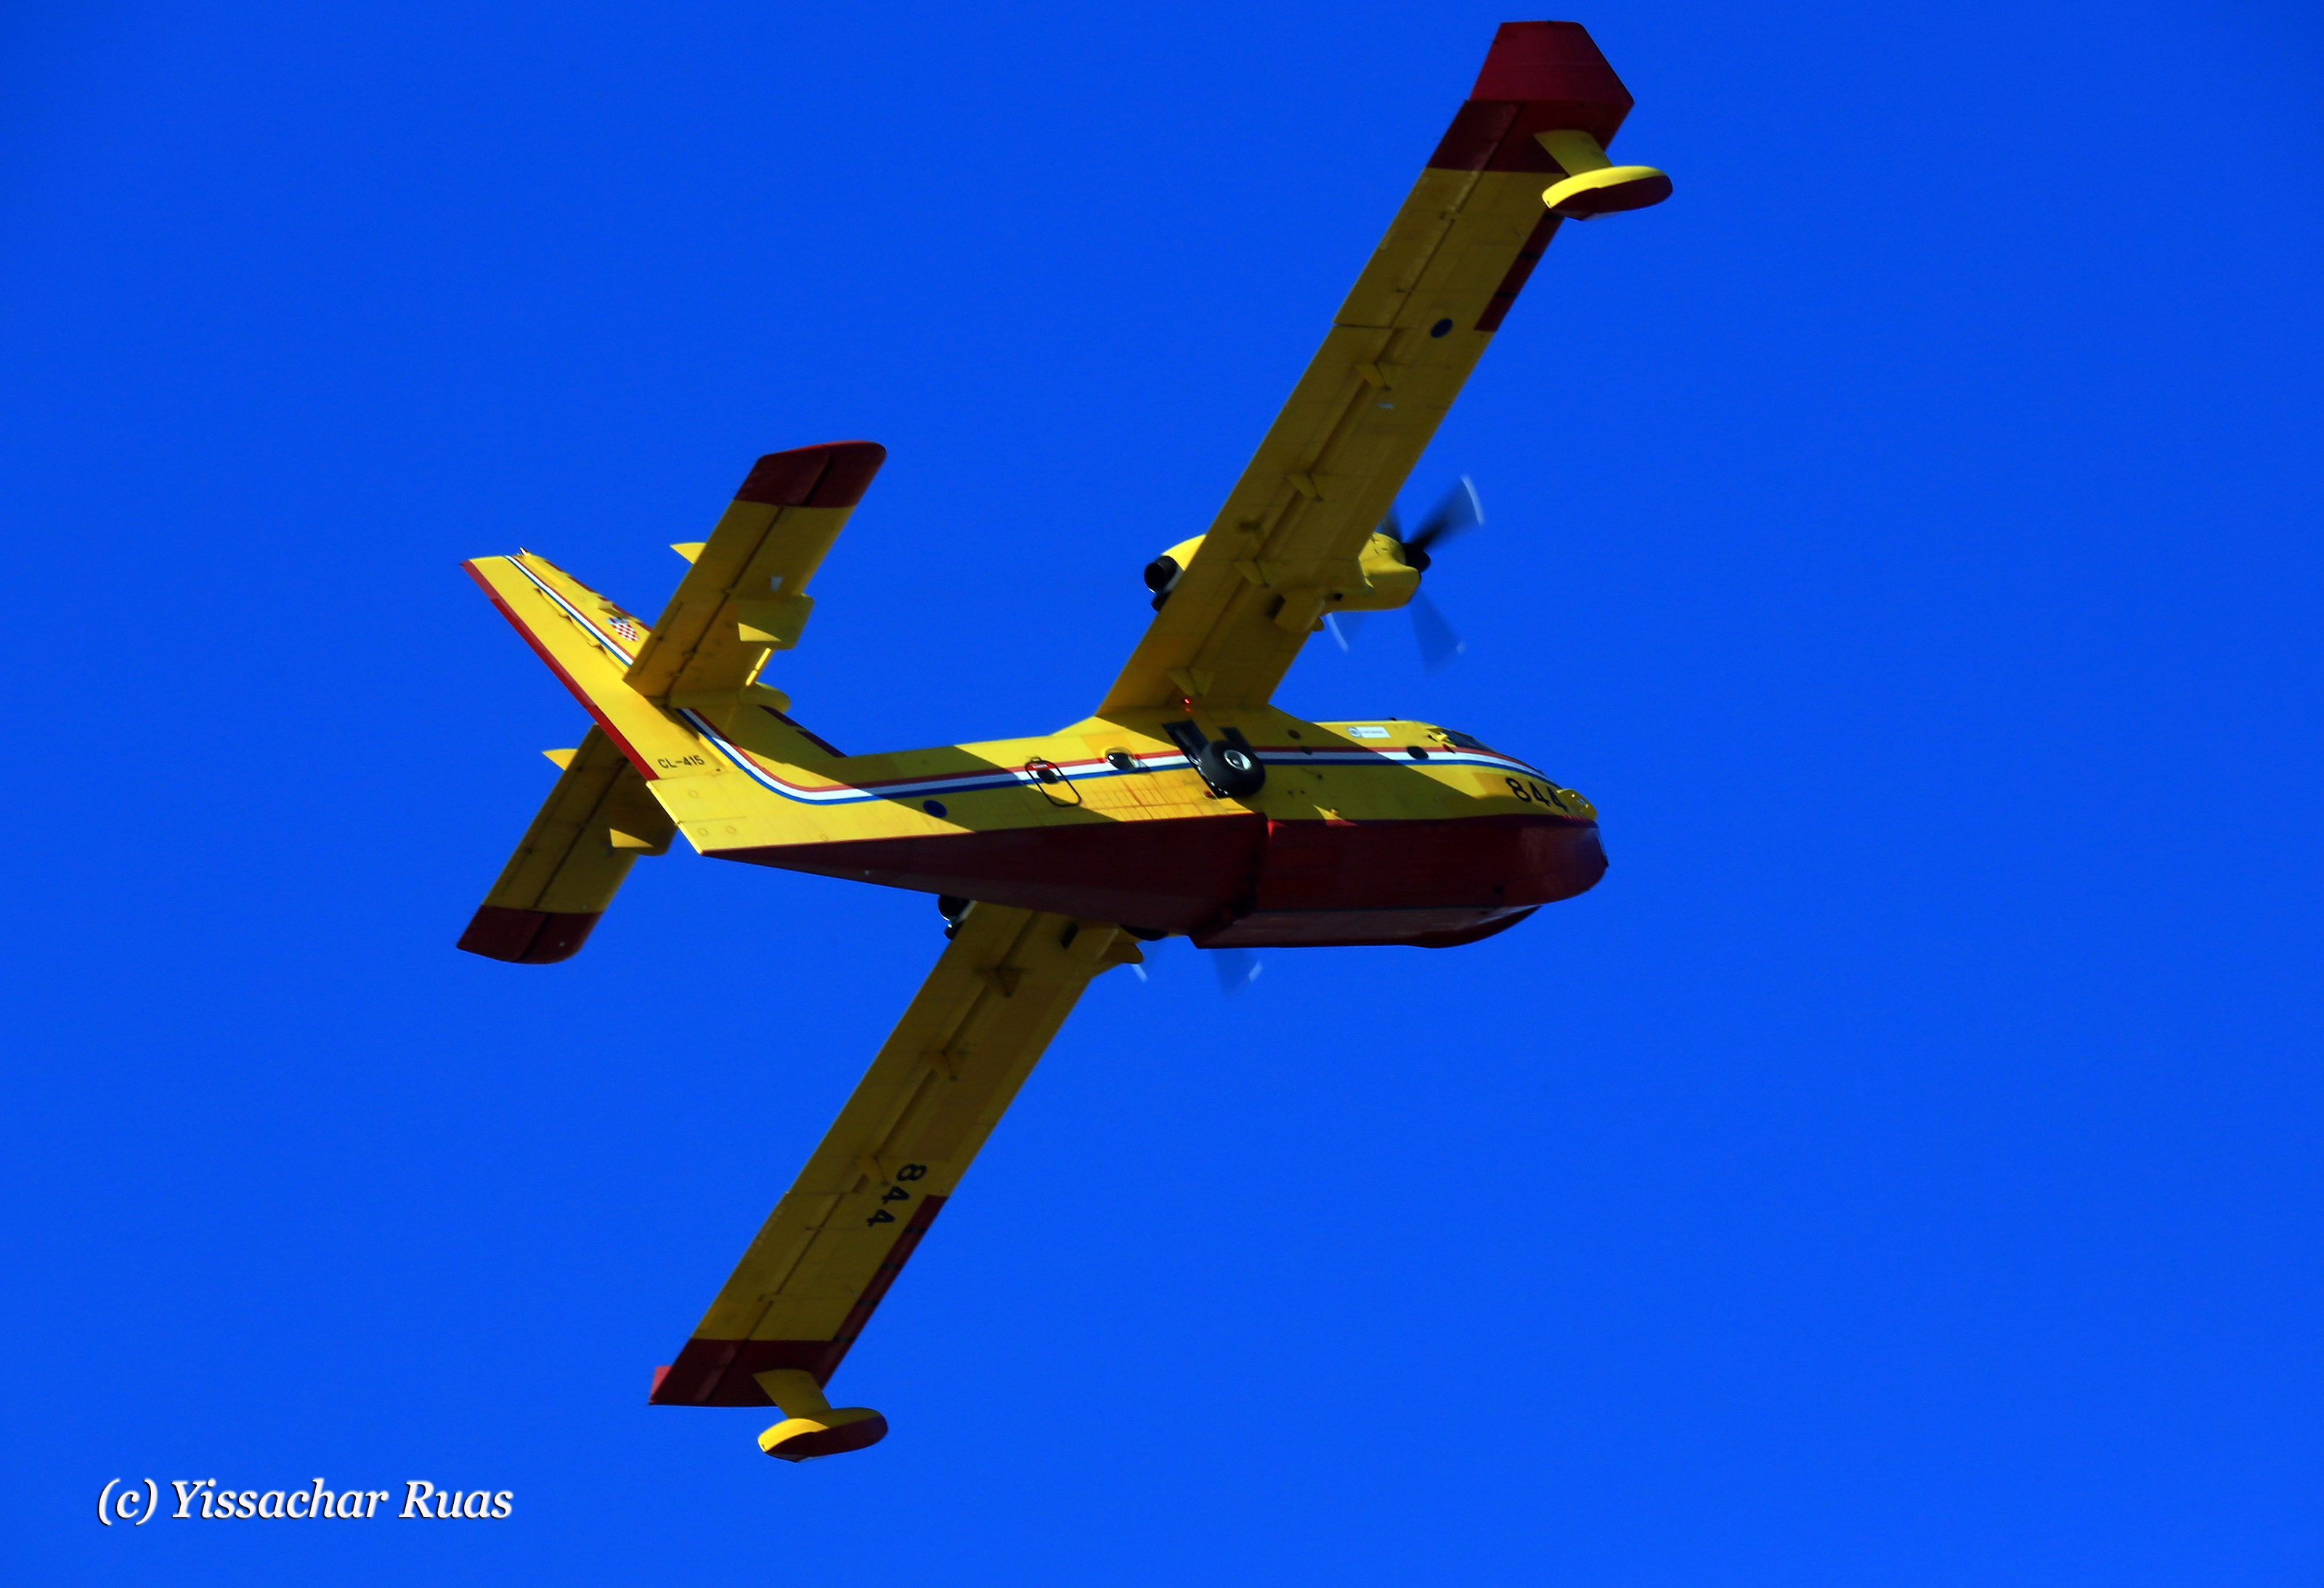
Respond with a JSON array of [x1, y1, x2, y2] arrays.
[[458, 20, 1668, 1462]]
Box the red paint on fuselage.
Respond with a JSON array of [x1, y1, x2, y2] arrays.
[[718, 815, 1265, 935], [713, 809, 1604, 948], [1203, 812, 1603, 948]]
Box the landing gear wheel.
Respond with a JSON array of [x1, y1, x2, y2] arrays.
[[1195, 741, 1266, 798]]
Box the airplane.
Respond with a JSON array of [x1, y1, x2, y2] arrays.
[[455, 19, 1669, 1462]]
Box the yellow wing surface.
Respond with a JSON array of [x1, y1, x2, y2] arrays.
[[649, 906, 1141, 1411], [1099, 20, 1663, 715]]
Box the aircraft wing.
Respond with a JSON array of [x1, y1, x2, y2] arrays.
[[1098, 21, 1649, 714], [649, 905, 1141, 1407]]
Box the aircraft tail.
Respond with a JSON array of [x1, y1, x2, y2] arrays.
[[455, 441, 885, 962]]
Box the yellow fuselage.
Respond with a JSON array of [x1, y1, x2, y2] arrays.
[[654, 691, 1602, 949]]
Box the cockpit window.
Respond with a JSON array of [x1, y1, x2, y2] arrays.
[[1440, 729, 1486, 749]]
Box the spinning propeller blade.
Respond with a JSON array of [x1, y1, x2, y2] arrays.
[[1211, 948, 1262, 995], [1410, 590, 1465, 672], [1399, 476, 1483, 570], [1333, 477, 1482, 669], [1124, 941, 1262, 994]]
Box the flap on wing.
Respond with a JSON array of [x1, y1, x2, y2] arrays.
[[455, 726, 677, 964], [623, 441, 886, 704]]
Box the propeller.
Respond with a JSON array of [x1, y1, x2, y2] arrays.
[[1126, 942, 1264, 994], [1211, 947, 1263, 995], [1325, 477, 1481, 673], [1394, 474, 1484, 571]]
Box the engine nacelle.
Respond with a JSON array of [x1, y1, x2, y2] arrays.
[[1142, 532, 1421, 614]]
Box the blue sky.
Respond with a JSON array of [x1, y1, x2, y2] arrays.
[[3, 2, 2319, 1582]]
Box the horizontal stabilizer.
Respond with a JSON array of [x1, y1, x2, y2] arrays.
[[457, 726, 676, 964], [625, 441, 886, 704]]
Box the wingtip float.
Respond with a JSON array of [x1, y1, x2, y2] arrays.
[[455, 20, 1666, 1462]]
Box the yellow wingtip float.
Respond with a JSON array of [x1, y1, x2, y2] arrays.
[[457, 20, 1667, 1462]]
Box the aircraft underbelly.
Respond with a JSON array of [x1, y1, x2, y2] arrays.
[[1203, 810, 1605, 949], [710, 810, 1604, 948]]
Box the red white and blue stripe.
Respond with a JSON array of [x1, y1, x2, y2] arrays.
[[500, 555, 1564, 805]]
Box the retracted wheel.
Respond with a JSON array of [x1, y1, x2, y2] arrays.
[[1195, 741, 1266, 798]]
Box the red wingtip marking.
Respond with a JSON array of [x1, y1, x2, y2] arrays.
[[807, 441, 886, 507], [1430, 20, 1636, 171], [734, 441, 887, 508], [1470, 20, 1625, 102], [649, 1194, 950, 1407], [458, 905, 604, 963]]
